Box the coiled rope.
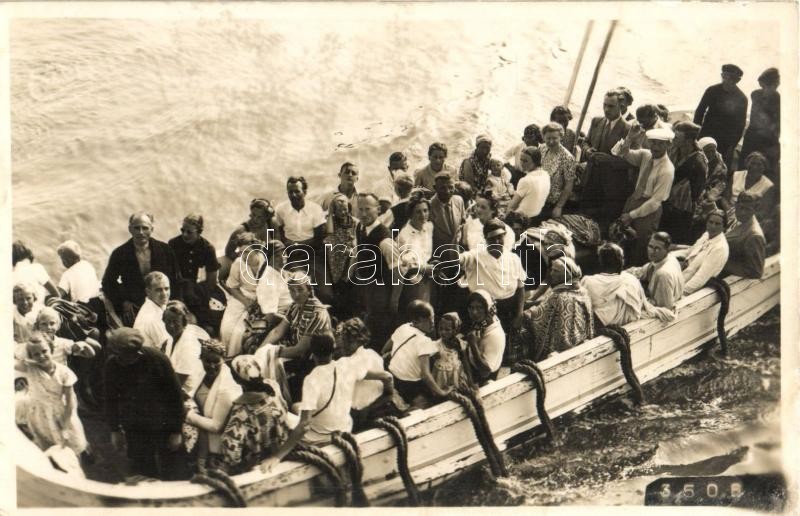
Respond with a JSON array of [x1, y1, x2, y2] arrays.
[[286, 444, 347, 507], [705, 276, 731, 355], [511, 359, 556, 442], [447, 389, 507, 478], [330, 431, 369, 506], [374, 416, 421, 506], [190, 468, 247, 507], [598, 325, 644, 405]]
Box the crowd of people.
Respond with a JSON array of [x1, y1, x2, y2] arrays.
[[12, 64, 780, 483]]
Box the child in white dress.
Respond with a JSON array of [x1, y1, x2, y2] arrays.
[[15, 332, 88, 456], [34, 307, 100, 367], [431, 313, 471, 391]]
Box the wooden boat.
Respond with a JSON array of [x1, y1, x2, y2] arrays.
[[15, 255, 780, 507]]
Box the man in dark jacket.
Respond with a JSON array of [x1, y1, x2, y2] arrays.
[[694, 64, 748, 170], [104, 327, 188, 480], [102, 212, 180, 326]]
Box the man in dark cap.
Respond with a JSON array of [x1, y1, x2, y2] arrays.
[[104, 327, 188, 480], [693, 64, 748, 169]]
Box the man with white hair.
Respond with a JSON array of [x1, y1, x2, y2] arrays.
[[613, 124, 676, 266], [133, 271, 173, 353], [102, 212, 179, 326], [56, 240, 100, 303]]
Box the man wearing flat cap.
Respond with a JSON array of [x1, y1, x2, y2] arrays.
[[104, 327, 189, 480], [612, 124, 676, 266], [693, 64, 748, 169]]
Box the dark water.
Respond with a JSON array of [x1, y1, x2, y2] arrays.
[[429, 307, 781, 506]]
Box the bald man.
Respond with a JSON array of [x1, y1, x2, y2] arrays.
[[102, 212, 180, 326]]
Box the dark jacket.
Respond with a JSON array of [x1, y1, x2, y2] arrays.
[[583, 116, 631, 156], [101, 238, 180, 313], [694, 83, 748, 150], [104, 346, 184, 433]]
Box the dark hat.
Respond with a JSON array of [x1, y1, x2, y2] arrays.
[[721, 64, 743, 78], [758, 67, 780, 86]]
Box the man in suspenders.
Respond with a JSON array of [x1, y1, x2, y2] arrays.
[[293, 334, 393, 444]]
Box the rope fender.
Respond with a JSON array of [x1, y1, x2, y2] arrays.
[[374, 417, 421, 506], [190, 470, 247, 507], [598, 325, 645, 405], [512, 359, 556, 442], [447, 391, 506, 478], [286, 444, 348, 507], [459, 387, 508, 477], [705, 276, 731, 355], [330, 431, 369, 507]]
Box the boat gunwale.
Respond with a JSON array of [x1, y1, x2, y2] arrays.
[[15, 255, 781, 505]]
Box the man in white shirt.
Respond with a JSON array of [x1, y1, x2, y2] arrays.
[[624, 232, 684, 309], [56, 240, 100, 303], [458, 219, 526, 334], [614, 125, 676, 266], [382, 301, 447, 403], [321, 162, 360, 214], [671, 209, 730, 296], [275, 177, 326, 246], [508, 147, 551, 219], [133, 271, 172, 353], [294, 334, 393, 444]]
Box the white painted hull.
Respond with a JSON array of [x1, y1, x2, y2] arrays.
[[16, 256, 780, 507]]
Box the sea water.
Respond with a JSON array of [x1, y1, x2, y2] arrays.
[[10, 13, 782, 506]]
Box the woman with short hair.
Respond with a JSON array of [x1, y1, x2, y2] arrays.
[[538, 122, 578, 219], [162, 300, 209, 394], [397, 194, 434, 308], [220, 199, 276, 282]]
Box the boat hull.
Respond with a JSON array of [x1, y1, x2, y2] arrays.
[[16, 256, 780, 507]]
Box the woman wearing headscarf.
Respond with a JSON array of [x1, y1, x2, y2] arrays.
[[722, 192, 766, 279], [523, 257, 595, 361], [184, 339, 242, 471], [721, 152, 776, 227], [219, 355, 302, 475], [464, 290, 506, 384], [583, 243, 675, 327], [671, 209, 730, 296], [459, 134, 494, 194], [661, 122, 708, 244], [316, 192, 358, 321], [692, 137, 729, 240]]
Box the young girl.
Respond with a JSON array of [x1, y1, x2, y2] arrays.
[[34, 307, 100, 367], [485, 158, 515, 218], [15, 332, 88, 457], [431, 313, 471, 392]]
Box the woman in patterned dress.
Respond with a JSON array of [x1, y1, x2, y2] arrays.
[[219, 355, 301, 475], [523, 257, 595, 361]]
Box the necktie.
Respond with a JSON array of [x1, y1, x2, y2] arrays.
[[444, 202, 455, 233], [598, 120, 610, 150]]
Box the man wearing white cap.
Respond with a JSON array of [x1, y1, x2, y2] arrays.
[[692, 136, 730, 240], [612, 124, 675, 266]]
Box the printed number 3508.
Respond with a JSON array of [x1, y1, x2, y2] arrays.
[[660, 482, 742, 499]]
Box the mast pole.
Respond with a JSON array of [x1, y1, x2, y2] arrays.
[[563, 21, 594, 107], [574, 20, 619, 143]]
